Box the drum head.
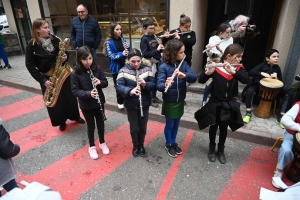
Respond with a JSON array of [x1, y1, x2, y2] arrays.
[[260, 78, 284, 88]]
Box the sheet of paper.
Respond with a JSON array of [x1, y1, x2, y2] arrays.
[[260, 187, 300, 200]]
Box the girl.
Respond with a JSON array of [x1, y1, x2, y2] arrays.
[[116, 49, 156, 157], [71, 46, 109, 160], [105, 23, 130, 109], [202, 23, 233, 107], [196, 44, 249, 164], [157, 39, 197, 158], [163, 14, 196, 67]]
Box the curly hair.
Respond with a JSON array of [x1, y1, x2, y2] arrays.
[[163, 39, 184, 64]]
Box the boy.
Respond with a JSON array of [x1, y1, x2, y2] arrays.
[[140, 18, 164, 108]]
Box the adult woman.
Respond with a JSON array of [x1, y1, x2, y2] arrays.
[[116, 49, 156, 157], [25, 18, 85, 131]]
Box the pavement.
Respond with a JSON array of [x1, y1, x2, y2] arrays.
[[0, 54, 284, 146]]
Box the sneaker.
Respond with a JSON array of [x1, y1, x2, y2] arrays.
[[272, 170, 283, 189], [88, 146, 98, 160], [201, 100, 206, 107], [276, 118, 285, 129], [243, 113, 252, 124], [151, 99, 159, 108], [99, 142, 110, 155], [4, 64, 11, 69], [172, 143, 182, 155], [165, 145, 177, 158], [153, 97, 162, 103], [118, 104, 124, 109], [0, 65, 3, 70]]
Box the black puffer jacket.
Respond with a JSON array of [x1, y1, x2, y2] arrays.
[[0, 119, 20, 159], [71, 66, 108, 110]]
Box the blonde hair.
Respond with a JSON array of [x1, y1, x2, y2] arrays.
[[30, 18, 52, 45]]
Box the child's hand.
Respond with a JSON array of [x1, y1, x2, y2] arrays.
[[164, 29, 170, 38], [91, 89, 98, 99], [123, 49, 129, 56], [174, 69, 186, 79], [93, 77, 101, 86], [157, 44, 164, 51], [205, 66, 215, 75], [261, 72, 272, 78], [165, 77, 174, 88], [223, 62, 236, 75], [173, 32, 180, 40], [130, 86, 141, 96], [138, 78, 146, 87]]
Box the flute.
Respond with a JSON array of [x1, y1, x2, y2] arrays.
[[89, 69, 107, 121], [164, 55, 186, 94], [159, 31, 192, 38], [202, 38, 227, 53], [205, 63, 241, 68], [121, 37, 129, 50], [136, 70, 144, 119]]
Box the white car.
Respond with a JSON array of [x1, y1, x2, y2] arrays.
[[0, 14, 9, 33]]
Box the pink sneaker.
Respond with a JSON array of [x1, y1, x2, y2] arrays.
[[88, 146, 98, 159], [99, 142, 110, 155]]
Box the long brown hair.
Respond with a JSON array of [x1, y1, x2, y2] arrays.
[[103, 22, 122, 56], [163, 39, 184, 64], [30, 18, 52, 45]]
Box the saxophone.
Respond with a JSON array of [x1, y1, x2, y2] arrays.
[[43, 34, 72, 107]]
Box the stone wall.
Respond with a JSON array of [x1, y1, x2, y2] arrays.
[[2, 33, 22, 56]]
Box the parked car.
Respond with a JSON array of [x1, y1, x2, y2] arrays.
[[0, 14, 9, 33]]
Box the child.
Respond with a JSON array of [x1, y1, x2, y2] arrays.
[[196, 44, 249, 164], [272, 102, 300, 188], [105, 23, 130, 109], [157, 39, 197, 158], [0, 117, 20, 196], [163, 14, 196, 67], [140, 18, 164, 108], [243, 49, 293, 127], [202, 23, 233, 107], [71, 46, 109, 160], [116, 49, 156, 157]]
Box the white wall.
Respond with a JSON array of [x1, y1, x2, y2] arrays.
[[26, 0, 42, 23]]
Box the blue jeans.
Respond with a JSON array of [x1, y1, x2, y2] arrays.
[[0, 179, 18, 197], [164, 117, 181, 146], [277, 130, 294, 170], [203, 84, 212, 102], [0, 44, 9, 66]]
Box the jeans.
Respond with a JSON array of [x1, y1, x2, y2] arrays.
[[164, 117, 181, 146], [203, 84, 212, 102], [277, 130, 294, 170], [0, 179, 18, 197], [0, 44, 9, 66]]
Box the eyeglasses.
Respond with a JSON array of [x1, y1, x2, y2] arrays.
[[148, 27, 155, 30], [77, 11, 86, 14]]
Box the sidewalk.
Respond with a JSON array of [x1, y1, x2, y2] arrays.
[[0, 54, 284, 146]]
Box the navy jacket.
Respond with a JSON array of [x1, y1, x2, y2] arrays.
[[70, 15, 101, 50], [157, 61, 197, 102], [116, 64, 156, 109], [140, 34, 162, 60], [71, 67, 108, 110]]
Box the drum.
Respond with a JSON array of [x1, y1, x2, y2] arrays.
[[254, 78, 283, 118], [284, 132, 300, 183]]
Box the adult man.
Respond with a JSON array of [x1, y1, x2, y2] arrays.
[[70, 4, 101, 60]]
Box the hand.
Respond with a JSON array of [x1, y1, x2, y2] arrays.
[[205, 64, 216, 75], [205, 44, 211, 51], [91, 89, 98, 99], [165, 77, 174, 88], [216, 44, 222, 53], [270, 73, 277, 79], [164, 29, 170, 38], [138, 78, 146, 87], [174, 69, 186, 79], [44, 80, 53, 88], [238, 24, 247, 33], [62, 54, 67, 62], [93, 77, 101, 86], [173, 32, 180, 40], [261, 72, 272, 78], [157, 44, 164, 51], [123, 49, 129, 56], [130, 86, 141, 96], [223, 62, 235, 75]]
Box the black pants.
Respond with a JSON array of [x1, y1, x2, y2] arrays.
[[209, 106, 228, 146], [0, 179, 18, 197], [112, 74, 124, 104], [126, 107, 149, 145], [82, 106, 105, 147]]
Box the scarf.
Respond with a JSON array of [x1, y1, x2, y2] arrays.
[[39, 37, 55, 52]]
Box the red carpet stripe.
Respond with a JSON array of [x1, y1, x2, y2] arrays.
[[10, 119, 83, 155], [156, 130, 195, 200], [0, 86, 21, 98], [0, 95, 44, 121], [18, 121, 164, 200]]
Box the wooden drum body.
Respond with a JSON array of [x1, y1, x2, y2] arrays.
[[254, 78, 283, 118], [284, 132, 300, 183]]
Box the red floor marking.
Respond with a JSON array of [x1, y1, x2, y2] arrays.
[[156, 130, 195, 200], [18, 121, 165, 200], [217, 146, 294, 200], [0, 86, 21, 98], [10, 119, 83, 155], [0, 95, 44, 121]]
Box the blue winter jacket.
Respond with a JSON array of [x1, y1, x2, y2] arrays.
[[157, 61, 197, 102], [116, 64, 156, 109], [70, 16, 101, 50], [106, 38, 130, 75]]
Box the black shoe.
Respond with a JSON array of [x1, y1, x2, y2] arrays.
[[59, 123, 66, 131], [217, 145, 226, 164], [208, 144, 216, 162], [139, 144, 146, 157], [165, 145, 177, 158], [4, 64, 11, 69], [0, 65, 3, 70], [172, 143, 182, 155], [132, 145, 139, 157], [76, 117, 85, 124]]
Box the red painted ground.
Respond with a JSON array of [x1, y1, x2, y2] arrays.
[[0, 86, 21, 98]]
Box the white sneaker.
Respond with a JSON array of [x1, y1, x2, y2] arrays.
[[118, 104, 124, 109], [88, 146, 98, 160], [99, 142, 110, 155], [272, 170, 283, 189]]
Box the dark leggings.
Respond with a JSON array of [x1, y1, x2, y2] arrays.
[[112, 74, 124, 104], [209, 106, 229, 146], [0, 179, 18, 197], [82, 107, 105, 147]]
